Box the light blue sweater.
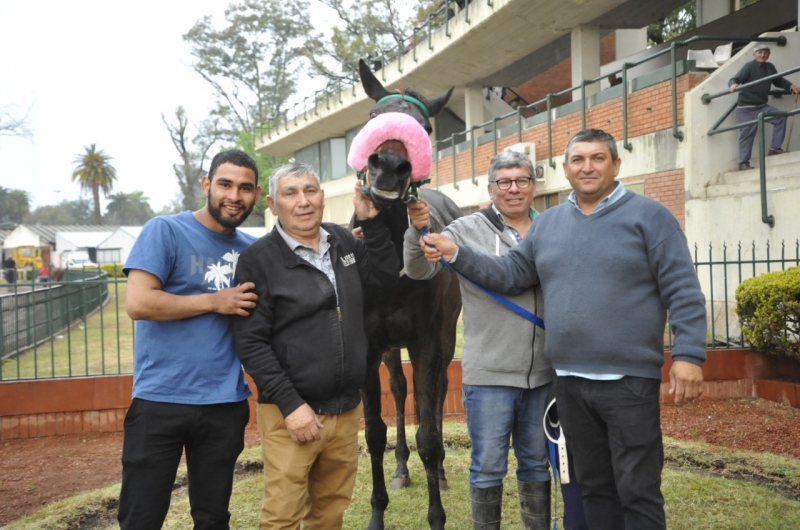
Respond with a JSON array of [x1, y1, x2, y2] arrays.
[[451, 192, 707, 379]]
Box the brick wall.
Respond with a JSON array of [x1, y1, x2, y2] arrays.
[[3, 350, 799, 439], [507, 33, 617, 113], [436, 71, 708, 223]]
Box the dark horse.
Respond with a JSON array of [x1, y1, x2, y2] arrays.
[[350, 59, 462, 530]]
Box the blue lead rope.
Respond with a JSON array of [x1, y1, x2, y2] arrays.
[[420, 227, 545, 330]]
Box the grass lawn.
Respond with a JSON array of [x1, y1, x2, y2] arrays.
[[1, 280, 134, 380], [7, 424, 800, 530]]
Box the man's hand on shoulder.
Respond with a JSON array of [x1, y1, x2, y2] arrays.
[[285, 403, 324, 445], [669, 360, 704, 405], [211, 282, 258, 316]]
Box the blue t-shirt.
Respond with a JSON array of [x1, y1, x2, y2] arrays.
[[124, 211, 256, 405]]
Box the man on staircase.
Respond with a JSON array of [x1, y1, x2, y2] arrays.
[[729, 44, 800, 170]]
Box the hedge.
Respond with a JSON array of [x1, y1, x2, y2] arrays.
[[735, 266, 800, 358]]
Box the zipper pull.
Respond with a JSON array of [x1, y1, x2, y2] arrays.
[[337, 307, 342, 321]]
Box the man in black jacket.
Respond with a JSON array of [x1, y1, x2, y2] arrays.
[[728, 44, 799, 170], [232, 163, 399, 529]]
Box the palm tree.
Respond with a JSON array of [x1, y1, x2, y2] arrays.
[[71, 144, 118, 224], [105, 191, 154, 225]]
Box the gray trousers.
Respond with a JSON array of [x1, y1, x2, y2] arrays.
[[736, 104, 786, 165]]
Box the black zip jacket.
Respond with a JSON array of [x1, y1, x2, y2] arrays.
[[232, 218, 399, 417]]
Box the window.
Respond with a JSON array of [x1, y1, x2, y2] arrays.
[[295, 138, 348, 181], [533, 191, 570, 212]]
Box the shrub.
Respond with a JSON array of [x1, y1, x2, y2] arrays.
[[735, 266, 800, 358], [100, 263, 124, 277]]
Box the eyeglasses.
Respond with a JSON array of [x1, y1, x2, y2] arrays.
[[492, 177, 532, 190]]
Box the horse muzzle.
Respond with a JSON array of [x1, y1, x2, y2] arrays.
[[364, 152, 413, 209]]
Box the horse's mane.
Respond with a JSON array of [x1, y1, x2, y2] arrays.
[[396, 87, 429, 106]]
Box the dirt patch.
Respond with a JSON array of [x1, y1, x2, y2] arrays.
[[0, 425, 262, 526], [1, 398, 800, 525]]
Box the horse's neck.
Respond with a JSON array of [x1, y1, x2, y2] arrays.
[[381, 204, 410, 259]]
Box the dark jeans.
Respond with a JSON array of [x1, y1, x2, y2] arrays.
[[118, 398, 250, 530], [737, 104, 786, 164], [556, 376, 665, 530]]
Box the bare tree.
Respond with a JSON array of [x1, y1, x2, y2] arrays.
[[162, 107, 221, 211], [0, 103, 34, 139]]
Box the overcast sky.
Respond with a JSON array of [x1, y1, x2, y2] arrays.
[[0, 1, 256, 212]]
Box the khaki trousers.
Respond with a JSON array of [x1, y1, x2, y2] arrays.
[[257, 402, 362, 530]]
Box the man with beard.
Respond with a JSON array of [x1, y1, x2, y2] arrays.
[[118, 150, 261, 529]]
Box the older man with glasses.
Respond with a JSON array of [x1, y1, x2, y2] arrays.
[[404, 150, 584, 530]]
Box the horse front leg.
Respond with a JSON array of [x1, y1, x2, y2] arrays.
[[436, 361, 449, 491], [383, 348, 411, 489], [411, 341, 447, 530], [362, 352, 389, 530]]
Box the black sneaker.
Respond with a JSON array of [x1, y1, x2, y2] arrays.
[[739, 163, 753, 170], [768, 148, 785, 156]]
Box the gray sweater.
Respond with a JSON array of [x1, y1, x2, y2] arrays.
[[450, 193, 707, 379], [404, 207, 552, 389]]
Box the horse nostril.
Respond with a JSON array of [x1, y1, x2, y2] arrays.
[[397, 160, 412, 177]]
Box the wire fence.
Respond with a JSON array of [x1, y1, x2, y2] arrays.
[[0, 240, 798, 381]]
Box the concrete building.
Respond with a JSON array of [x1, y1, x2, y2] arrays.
[[253, 0, 800, 338]]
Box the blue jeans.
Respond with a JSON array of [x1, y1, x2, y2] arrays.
[[463, 383, 551, 488], [557, 376, 665, 530]]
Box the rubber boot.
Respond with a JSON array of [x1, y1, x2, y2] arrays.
[[470, 485, 503, 530], [519, 480, 551, 530]]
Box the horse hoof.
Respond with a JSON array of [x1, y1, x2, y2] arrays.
[[391, 476, 411, 489], [439, 478, 449, 491]]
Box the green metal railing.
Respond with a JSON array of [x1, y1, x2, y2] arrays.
[[432, 35, 789, 183], [703, 64, 800, 227], [1, 242, 797, 382], [664, 240, 800, 349], [0, 272, 133, 381]]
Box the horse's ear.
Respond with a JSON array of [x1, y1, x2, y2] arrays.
[[359, 59, 391, 102], [425, 86, 454, 118]]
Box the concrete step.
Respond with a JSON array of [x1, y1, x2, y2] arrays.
[[706, 172, 800, 198], [723, 150, 800, 185]]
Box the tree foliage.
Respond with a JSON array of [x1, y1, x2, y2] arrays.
[[71, 144, 118, 225], [303, 0, 438, 84], [105, 191, 155, 225], [183, 0, 311, 137], [220, 131, 287, 226], [0, 103, 33, 140], [647, 0, 696, 46], [24, 198, 94, 225], [162, 107, 221, 211], [0, 187, 31, 225]]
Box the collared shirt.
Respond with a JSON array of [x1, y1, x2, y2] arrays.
[[560, 181, 627, 381], [276, 221, 337, 300], [491, 204, 539, 244], [567, 180, 627, 215]]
